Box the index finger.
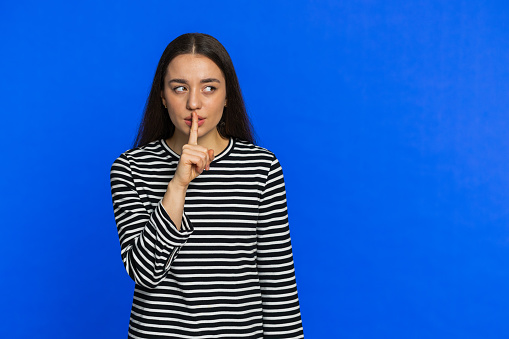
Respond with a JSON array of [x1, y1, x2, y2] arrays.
[[188, 111, 198, 145]]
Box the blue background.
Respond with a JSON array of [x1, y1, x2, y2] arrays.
[[1, 0, 509, 338]]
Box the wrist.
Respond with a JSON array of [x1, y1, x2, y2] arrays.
[[169, 178, 188, 193]]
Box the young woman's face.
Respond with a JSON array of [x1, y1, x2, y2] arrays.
[[162, 54, 227, 142]]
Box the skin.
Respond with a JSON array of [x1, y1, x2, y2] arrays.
[[160, 54, 230, 230]]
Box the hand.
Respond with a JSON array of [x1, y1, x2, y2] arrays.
[[172, 112, 215, 188]]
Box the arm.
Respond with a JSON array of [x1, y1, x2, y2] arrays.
[[257, 157, 304, 338], [110, 154, 194, 288], [110, 112, 213, 288]]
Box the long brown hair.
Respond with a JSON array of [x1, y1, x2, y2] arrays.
[[133, 33, 254, 148]]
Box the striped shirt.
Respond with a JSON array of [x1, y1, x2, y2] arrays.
[[110, 138, 304, 338]]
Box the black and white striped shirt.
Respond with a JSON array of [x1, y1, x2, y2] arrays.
[[110, 138, 304, 338]]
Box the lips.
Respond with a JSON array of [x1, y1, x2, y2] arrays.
[[184, 115, 205, 127], [185, 114, 205, 121]]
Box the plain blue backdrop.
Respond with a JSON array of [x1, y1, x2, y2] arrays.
[[1, 0, 509, 338]]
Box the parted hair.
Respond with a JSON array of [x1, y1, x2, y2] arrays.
[[133, 33, 255, 148]]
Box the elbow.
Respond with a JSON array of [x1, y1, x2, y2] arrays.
[[126, 265, 164, 289], [124, 256, 166, 289]]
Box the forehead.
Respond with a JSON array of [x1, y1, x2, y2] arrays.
[[166, 54, 224, 80]]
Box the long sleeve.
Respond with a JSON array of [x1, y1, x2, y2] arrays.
[[110, 153, 193, 288], [257, 157, 304, 338]]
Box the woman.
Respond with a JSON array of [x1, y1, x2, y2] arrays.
[[110, 33, 304, 338]]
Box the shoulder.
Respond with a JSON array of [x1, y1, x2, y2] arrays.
[[230, 139, 285, 178], [111, 140, 171, 174], [232, 139, 279, 163], [118, 140, 169, 161]]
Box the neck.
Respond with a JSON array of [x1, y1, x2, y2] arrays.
[[166, 129, 229, 156]]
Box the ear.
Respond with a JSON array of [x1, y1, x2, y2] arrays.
[[224, 98, 227, 107], [161, 91, 167, 108]]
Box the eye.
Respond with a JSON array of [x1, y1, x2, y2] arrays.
[[173, 86, 187, 93], [203, 86, 216, 93]]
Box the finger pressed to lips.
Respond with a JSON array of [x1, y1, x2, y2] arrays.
[[188, 112, 199, 145], [182, 112, 215, 173]]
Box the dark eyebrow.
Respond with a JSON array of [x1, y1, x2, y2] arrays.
[[169, 78, 221, 85], [169, 78, 188, 84], [200, 78, 221, 84]]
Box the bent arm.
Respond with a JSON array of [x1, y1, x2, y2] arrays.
[[110, 154, 193, 288], [257, 158, 304, 338]]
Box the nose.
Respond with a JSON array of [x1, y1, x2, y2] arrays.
[[186, 88, 201, 110]]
